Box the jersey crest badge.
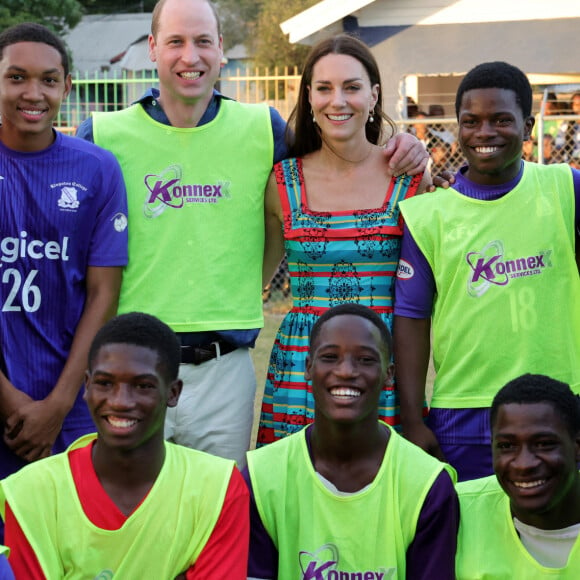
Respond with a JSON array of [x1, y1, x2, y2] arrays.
[[57, 186, 80, 210]]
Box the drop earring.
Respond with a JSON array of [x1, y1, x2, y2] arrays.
[[311, 109, 316, 124], [368, 109, 375, 124]]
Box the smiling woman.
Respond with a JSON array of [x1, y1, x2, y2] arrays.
[[256, 33, 428, 446]]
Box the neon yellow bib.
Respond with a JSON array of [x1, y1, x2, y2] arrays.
[[93, 100, 273, 332], [248, 424, 454, 578], [0, 435, 234, 578], [457, 476, 580, 579], [400, 162, 580, 407]]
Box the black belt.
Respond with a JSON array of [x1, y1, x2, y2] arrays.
[[180, 340, 237, 365]]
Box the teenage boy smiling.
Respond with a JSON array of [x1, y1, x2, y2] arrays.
[[245, 304, 457, 580], [0, 23, 127, 486], [0, 312, 248, 579], [394, 61, 580, 481], [456, 374, 580, 577]]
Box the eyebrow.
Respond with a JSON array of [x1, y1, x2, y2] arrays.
[[6, 65, 61, 74], [493, 430, 560, 438], [314, 77, 363, 84], [91, 370, 158, 381]]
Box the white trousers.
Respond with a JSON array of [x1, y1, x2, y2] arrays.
[[164, 348, 256, 469]]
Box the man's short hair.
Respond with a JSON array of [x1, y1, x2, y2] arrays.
[[455, 61, 532, 119], [88, 312, 181, 382], [0, 22, 69, 77], [491, 373, 580, 436], [151, 0, 221, 37], [309, 303, 392, 357]]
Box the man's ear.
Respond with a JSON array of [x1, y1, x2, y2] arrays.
[[82, 370, 91, 402], [167, 379, 183, 408], [523, 115, 535, 141], [304, 355, 312, 382], [63, 73, 73, 100], [148, 33, 157, 63]]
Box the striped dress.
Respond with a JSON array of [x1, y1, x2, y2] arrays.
[[257, 158, 421, 445]]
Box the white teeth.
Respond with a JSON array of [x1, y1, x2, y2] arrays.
[[513, 480, 546, 489], [107, 417, 137, 428], [327, 114, 351, 121], [475, 146, 498, 154], [22, 109, 44, 116], [330, 387, 361, 398], [179, 72, 201, 79]]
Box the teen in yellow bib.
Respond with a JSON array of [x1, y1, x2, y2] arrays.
[[457, 374, 580, 579], [245, 304, 458, 579], [0, 313, 249, 579]]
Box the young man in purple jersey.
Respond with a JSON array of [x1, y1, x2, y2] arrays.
[[0, 23, 128, 490], [394, 61, 580, 482]]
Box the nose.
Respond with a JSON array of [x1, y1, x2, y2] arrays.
[[181, 40, 200, 66], [333, 355, 358, 377], [511, 445, 540, 471], [475, 120, 495, 138], [23, 80, 43, 101], [330, 88, 346, 108], [109, 384, 134, 409]]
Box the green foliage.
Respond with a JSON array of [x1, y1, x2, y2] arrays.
[[252, 0, 318, 70], [216, 0, 263, 51], [0, 0, 83, 36]]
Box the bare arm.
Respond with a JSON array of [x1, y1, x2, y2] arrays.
[[393, 315, 445, 460], [262, 172, 285, 288], [4, 266, 122, 461], [0, 371, 33, 423]]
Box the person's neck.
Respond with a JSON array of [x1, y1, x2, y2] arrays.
[[310, 418, 389, 493], [0, 127, 56, 153], [317, 136, 376, 171], [156, 92, 213, 128], [91, 438, 166, 488], [464, 160, 522, 187], [311, 417, 388, 463], [512, 481, 580, 530]]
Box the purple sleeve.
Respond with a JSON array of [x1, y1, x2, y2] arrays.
[[269, 107, 289, 164], [572, 168, 580, 228], [393, 224, 436, 318], [406, 469, 459, 580], [0, 555, 14, 580], [87, 154, 128, 267], [75, 117, 94, 142], [242, 467, 278, 580]]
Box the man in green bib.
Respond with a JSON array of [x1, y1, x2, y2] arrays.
[[457, 374, 580, 578]]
